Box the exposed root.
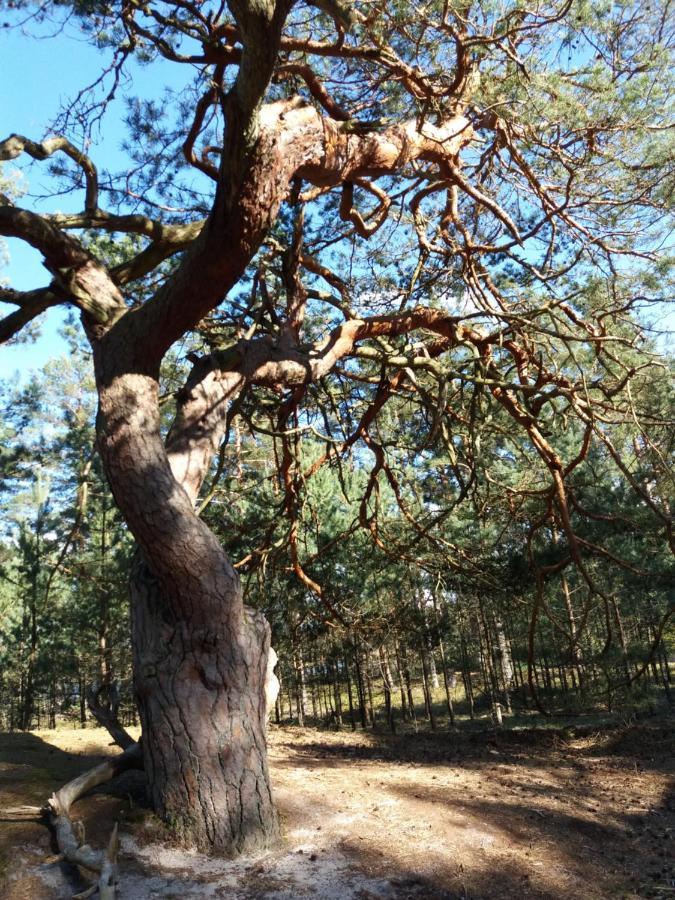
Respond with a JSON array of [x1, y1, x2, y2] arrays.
[[43, 742, 143, 898]]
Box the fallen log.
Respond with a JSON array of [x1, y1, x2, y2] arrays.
[[44, 741, 143, 899]]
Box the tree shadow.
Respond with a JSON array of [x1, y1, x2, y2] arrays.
[[268, 717, 674, 899], [0, 730, 148, 897], [2, 721, 673, 899], [385, 777, 675, 899], [273, 712, 675, 771]]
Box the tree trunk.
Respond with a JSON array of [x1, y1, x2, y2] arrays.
[[379, 646, 395, 733], [399, 643, 418, 728], [420, 644, 437, 731], [431, 594, 455, 726], [352, 641, 368, 729], [131, 556, 278, 854], [78, 668, 87, 728], [96, 367, 279, 856], [494, 617, 513, 715], [394, 642, 409, 719], [561, 566, 585, 689], [344, 653, 357, 731], [460, 636, 475, 719], [293, 645, 307, 727], [611, 598, 632, 684], [332, 660, 343, 727]]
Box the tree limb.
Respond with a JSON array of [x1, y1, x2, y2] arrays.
[[86, 681, 136, 751], [0, 205, 125, 329], [0, 134, 99, 211], [0, 286, 62, 342]]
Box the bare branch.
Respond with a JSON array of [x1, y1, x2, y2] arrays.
[[45, 743, 142, 898], [86, 681, 136, 751], [0, 134, 99, 211], [0, 286, 62, 343], [275, 63, 350, 120]]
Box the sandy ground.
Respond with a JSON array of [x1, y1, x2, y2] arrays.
[[0, 718, 673, 899]]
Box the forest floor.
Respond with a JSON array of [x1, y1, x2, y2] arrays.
[[0, 714, 673, 900]]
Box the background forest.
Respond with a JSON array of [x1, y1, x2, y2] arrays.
[[2, 314, 672, 734]]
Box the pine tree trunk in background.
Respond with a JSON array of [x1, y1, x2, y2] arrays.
[[309, 656, 319, 721], [353, 641, 368, 729], [344, 654, 357, 731], [332, 661, 343, 727], [461, 659, 475, 719], [494, 618, 513, 714], [648, 627, 660, 684], [78, 668, 87, 727], [439, 639, 455, 726], [20, 567, 39, 731], [131, 556, 278, 854], [49, 676, 57, 729], [365, 655, 375, 727], [478, 601, 500, 716], [431, 594, 455, 725], [399, 643, 417, 728], [294, 646, 307, 727], [611, 598, 632, 684], [661, 644, 671, 683], [420, 645, 437, 731], [286, 679, 294, 717], [558, 665, 569, 694], [379, 646, 395, 733], [553, 520, 586, 693], [561, 571, 585, 690], [394, 642, 409, 719], [541, 651, 553, 693], [429, 653, 440, 691], [660, 647, 672, 703]]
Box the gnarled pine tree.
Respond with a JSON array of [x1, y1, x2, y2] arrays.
[[1, 0, 673, 859]]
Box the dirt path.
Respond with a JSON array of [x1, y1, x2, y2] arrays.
[[1, 719, 673, 899]]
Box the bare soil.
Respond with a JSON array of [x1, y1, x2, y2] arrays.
[[0, 717, 673, 899]]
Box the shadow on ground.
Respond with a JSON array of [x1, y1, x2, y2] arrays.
[[0, 716, 673, 899], [0, 729, 147, 899]]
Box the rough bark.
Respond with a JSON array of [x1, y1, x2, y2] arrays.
[[93, 362, 279, 854], [131, 557, 278, 854]]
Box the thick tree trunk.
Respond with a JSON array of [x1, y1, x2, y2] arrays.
[[131, 556, 278, 854], [95, 366, 279, 855]]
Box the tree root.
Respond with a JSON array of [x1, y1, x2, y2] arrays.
[[43, 741, 143, 899]]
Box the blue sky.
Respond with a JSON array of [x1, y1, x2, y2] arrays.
[[0, 15, 190, 381]]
